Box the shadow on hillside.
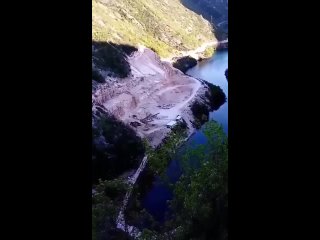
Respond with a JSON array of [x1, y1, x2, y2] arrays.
[[180, 0, 228, 40], [92, 110, 145, 184], [92, 41, 138, 79], [172, 56, 198, 73]]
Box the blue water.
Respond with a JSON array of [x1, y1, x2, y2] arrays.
[[188, 50, 228, 134], [140, 50, 228, 223]]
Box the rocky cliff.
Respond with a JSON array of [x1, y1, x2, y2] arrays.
[[181, 0, 228, 39]]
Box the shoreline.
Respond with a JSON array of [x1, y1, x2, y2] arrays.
[[95, 44, 222, 238], [171, 46, 228, 75], [115, 123, 197, 238], [161, 40, 218, 63]]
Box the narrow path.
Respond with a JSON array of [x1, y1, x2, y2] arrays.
[[217, 20, 227, 27], [161, 39, 228, 63], [116, 156, 148, 238]]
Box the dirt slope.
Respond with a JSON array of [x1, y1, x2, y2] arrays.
[[92, 48, 209, 146]]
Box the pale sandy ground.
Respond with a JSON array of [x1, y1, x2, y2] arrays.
[[92, 47, 212, 238], [92, 47, 209, 147]]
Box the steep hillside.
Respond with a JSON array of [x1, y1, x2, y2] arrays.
[[91, 1, 225, 239], [181, 0, 228, 39], [92, 0, 216, 58]]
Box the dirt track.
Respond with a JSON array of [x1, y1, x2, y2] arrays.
[[93, 47, 206, 146]]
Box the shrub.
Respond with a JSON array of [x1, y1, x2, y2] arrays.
[[203, 46, 215, 58], [92, 114, 145, 183], [92, 41, 137, 78]]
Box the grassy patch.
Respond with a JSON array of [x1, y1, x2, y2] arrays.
[[145, 125, 187, 175], [92, 0, 216, 58], [202, 46, 215, 58]]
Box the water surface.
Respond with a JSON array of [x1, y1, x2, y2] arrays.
[[140, 50, 228, 222]]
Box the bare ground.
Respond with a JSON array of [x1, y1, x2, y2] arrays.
[[92, 47, 209, 147]]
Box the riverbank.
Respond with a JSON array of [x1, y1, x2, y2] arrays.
[[92, 46, 215, 148], [171, 42, 228, 75], [128, 50, 229, 237], [93, 45, 227, 239], [117, 50, 228, 237], [120, 124, 198, 237], [123, 120, 228, 239], [116, 123, 196, 238], [161, 41, 217, 63], [112, 71, 225, 239]]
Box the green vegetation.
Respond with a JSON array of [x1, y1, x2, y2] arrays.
[[92, 113, 145, 183], [145, 124, 187, 175], [92, 179, 130, 240], [169, 121, 228, 240], [202, 45, 215, 58], [128, 121, 228, 239], [92, 41, 137, 78], [125, 184, 160, 231], [138, 229, 157, 240], [124, 125, 187, 234], [92, 0, 216, 58], [92, 1, 225, 239], [181, 0, 228, 40]]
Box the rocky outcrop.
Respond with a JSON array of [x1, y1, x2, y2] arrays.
[[181, 0, 228, 39], [191, 101, 210, 128], [190, 80, 226, 128], [205, 81, 227, 110], [172, 56, 198, 73]]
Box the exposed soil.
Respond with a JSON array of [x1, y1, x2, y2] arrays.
[[92, 47, 210, 147]]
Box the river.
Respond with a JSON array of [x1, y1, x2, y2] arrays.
[[139, 49, 228, 224], [188, 49, 228, 134]]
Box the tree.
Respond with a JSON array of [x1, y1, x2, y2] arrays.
[[170, 121, 228, 240]]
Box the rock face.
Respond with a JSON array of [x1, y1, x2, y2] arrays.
[[190, 80, 226, 128], [181, 0, 228, 39], [205, 81, 227, 110], [172, 56, 198, 73]]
